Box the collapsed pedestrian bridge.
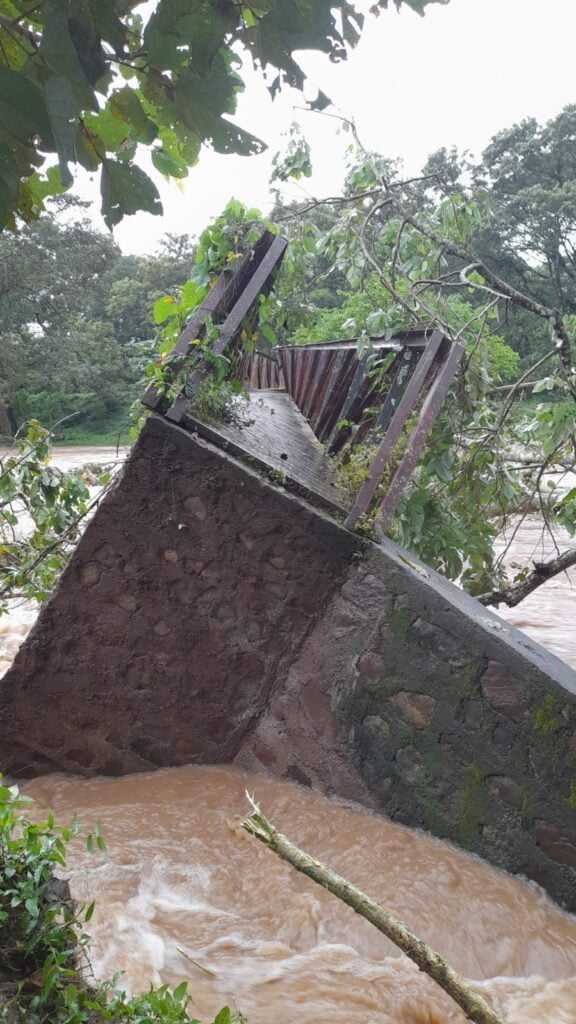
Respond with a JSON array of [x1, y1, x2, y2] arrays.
[[2, 232, 576, 910]]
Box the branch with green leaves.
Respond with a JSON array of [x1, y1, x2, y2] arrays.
[[0, 421, 113, 612], [0, 0, 447, 232]]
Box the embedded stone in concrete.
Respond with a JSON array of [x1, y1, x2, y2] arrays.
[[79, 562, 101, 587], [184, 495, 207, 520], [536, 822, 576, 869], [95, 543, 117, 567], [481, 660, 530, 722], [412, 617, 462, 660], [486, 775, 524, 811], [391, 691, 436, 730], [356, 652, 384, 684], [394, 745, 424, 784]]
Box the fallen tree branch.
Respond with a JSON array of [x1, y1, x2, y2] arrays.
[[479, 546, 576, 607], [242, 801, 503, 1024]]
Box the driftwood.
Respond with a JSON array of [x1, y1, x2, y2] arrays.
[[479, 545, 576, 607], [242, 800, 504, 1024]]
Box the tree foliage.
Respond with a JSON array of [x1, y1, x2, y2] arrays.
[[0, 0, 445, 231], [0, 199, 196, 440], [0, 421, 93, 613], [266, 115, 576, 601]]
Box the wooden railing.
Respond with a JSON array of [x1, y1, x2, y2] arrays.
[[142, 230, 464, 532], [239, 331, 464, 528]]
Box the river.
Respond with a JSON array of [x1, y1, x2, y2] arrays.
[[3, 447, 576, 1022], [24, 765, 576, 1023]]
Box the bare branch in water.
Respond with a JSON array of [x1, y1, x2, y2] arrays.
[[479, 546, 576, 607], [241, 800, 504, 1024]]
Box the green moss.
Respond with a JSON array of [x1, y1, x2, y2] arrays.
[[354, 512, 377, 537], [449, 664, 478, 701], [532, 692, 559, 735], [267, 467, 287, 486], [387, 605, 414, 645], [413, 784, 456, 840], [531, 692, 565, 774], [333, 442, 377, 501], [189, 380, 253, 429], [520, 788, 538, 820], [396, 723, 414, 746], [458, 763, 485, 843]]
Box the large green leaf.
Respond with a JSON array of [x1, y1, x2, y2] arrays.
[[109, 86, 157, 144], [27, 164, 69, 205], [211, 119, 266, 157], [0, 70, 53, 146], [144, 0, 229, 73], [39, 4, 97, 110], [68, 0, 108, 85], [151, 147, 188, 178], [84, 108, 130, 150], [88, 0, 128, 54], [173, 59, 240, 139], [100, 159, 162, 228], [41, 74, 78, 187], [74, 122, 104, 171]]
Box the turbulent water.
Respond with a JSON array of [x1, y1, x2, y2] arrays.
[[25, 764, 576, 1024], [4, 447, 576, 1022], [494, 513, 576, 671]]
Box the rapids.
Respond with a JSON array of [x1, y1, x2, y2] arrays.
[[24, 764, 576, 1024]]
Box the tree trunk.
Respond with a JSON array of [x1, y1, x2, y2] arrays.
[[2, 401, 18, 437]]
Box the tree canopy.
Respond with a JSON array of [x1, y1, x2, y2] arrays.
[[0, 198, 195, 439], [0, 0, 446, 232]]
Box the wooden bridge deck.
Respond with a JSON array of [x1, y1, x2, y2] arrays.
[[184, 389, 348, 515]]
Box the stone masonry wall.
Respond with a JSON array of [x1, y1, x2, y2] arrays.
[[1, 414, 576, 909], [237, 544, 576, 909], [0, 415, 358, 777]]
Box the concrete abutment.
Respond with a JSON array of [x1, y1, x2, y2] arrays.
[[1, 414, 576, 908]]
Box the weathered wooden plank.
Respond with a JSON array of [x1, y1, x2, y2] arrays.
[[164, 234, 288, 423], [184, 389, 347, 513], [345, 330, 446, 526], [378, 342, 465, 528]]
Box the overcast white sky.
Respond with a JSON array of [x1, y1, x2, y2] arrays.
[[77, 0, 576, 254]]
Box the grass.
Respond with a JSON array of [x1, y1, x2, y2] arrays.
[[52, 417, 133, 448]]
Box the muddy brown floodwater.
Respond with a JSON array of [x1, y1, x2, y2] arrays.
[[25, 765, 576, 1024], [4, 448, 576, 1022]]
